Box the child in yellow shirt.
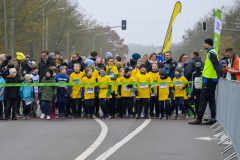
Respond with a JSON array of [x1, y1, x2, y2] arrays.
[[115, 68, 125, 118]]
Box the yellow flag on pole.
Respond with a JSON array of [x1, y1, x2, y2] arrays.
[[161, 1, 182, 54]]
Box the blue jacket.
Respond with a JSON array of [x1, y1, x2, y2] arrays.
[[55, 74, 69, 93], [20, 81, 34, 99], [0, 78, 5, 101]]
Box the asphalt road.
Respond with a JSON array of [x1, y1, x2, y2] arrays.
[[0, 116, 236, 160]]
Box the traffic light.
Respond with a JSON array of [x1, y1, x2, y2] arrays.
[[122, 20, 126, 30], [202, 22, 207, 31]]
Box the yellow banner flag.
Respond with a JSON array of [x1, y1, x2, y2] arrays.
[[162, 1, 182, 54]]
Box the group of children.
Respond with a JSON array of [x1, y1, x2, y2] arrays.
[[1, 56, 203, 121]]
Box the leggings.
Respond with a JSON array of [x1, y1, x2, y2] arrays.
[[5, 98, 18, 119], [42, 101, 52, 116], [136, 98, 150, 116], [117, 98, 122, 117], [122, 97, 132, 115], [84, 99, 95, 115], [72, 98, 82, 116], [150, 96, 158, 116], [99, 99, 108, 116]]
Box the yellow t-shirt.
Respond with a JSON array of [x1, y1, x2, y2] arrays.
[[84, 69, 99, 79], [98, 75, 112, 99], [134, 73, 153, 98], [120, 76, 133, 97], [115, 77, 122, 98], [173, 76, 188, 98], [157, 77, 173, 101], [82, 76, 96, 99], [69, 72, 84, 99], [148, 71, 159, 94], [131, 69, 140, 79], [106, 65, 118, 92]]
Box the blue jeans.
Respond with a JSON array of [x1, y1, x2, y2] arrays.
[[175, 97, 186, 115], [158, 100, 170, 117]]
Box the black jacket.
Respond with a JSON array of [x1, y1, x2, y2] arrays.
[[4, 75, 20, 99], [145, 59, 162, 72], [129, 59, 138, 69], [38, 57, 56, 82], [186, 56, 204, 81], [68, 57, 86, 72]]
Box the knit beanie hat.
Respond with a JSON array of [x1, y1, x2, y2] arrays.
[[24, 74, 32, 82], [7, 55, 12, 61], [66, 69, 73, 76], [106, 52, 113, 59], [132, 53, 141, 60], [85, 67, 92, 74], [115, 62, 123, 70], [195, 62, 201, 67], [0, 54, 5, 61], [159, 68, 167, 76], [175, 68, 182, 74], [204, 38, 213, 46], [85, 58, 95, 68], [125, 67, 132, 74], [90, 50, 98, 57], [59, 66, 67, 73], [46, 69, 53, 77], [140, 64, 147, 69], [9, 68, 17, 76], [16, 52, 25, 60]]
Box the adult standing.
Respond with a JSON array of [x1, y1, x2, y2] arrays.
[[189, 38, 220, 125], [219, 53, 227, 78], [10, 52, 26, 81], [49, 52, 56, 60], [88, 50, 98, 62], [145, 53, 162, 72], [185, 50, 204, 81], [162, 51, 178, 79], [38, 50, 56, 82], [68, 52, 86, 72], [177, 54, 189, 77], [222, 48, 240, 81], [142, 54, 148, 64]]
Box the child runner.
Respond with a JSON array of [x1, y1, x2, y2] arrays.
[[172, 67, 188, 120], [40, 69, 57, 120], [20, 74, 34, 120], [69, 63, 84, 119], [49, 66, 58, 116], [119, 67, 133, 118], [131, 60, 142, 78], [55, 66, 69, 119], [157, 68, 173, 120], [81, 67, 96, 119], [66, 69, 73, 117], [98, 66, 112, 119], [115, 68, 124, 118], [106, 57, 118, 118], [30, 64, 39, 118], [134, 64, 154, 119], [149, 63, 159, 118]]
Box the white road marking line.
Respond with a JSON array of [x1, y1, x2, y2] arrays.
[[96, 119, 151, 160], [75, 119, 108, 160]]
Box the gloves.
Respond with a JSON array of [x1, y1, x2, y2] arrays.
[[126, 85, 133, 88], [52, 94, 56, 99], [135, 91, 139, 96], [151, 88, 154, 93]]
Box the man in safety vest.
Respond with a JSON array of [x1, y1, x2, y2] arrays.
[[189, 38, 220, 125]]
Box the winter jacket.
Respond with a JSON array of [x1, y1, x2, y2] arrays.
[[129, 59, 138, 69], [38, 57, 56, 82], [2, 70, 9, 80], [0, 78, 5, 101], [22, 60, 33, 75], [219, 57, 227, 78], [186, 56, 204, 81], [68, 56, 86, 72], [20, 81, 34, 100], [223, 53, 240, 81], [145, 59, 162, 72], [162, 58, 178, 79], [10, 58, 24, 81], [39, 77, 57, 101], [178, 62, 189, 78], [4, 75, 20, 99]]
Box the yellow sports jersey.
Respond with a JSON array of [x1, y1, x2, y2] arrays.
[[148, 71, 159, 94], [120, 76, 133, 97], [106, 65, 118, 92], [134, 73, 153, 98], [82, 76, 96, 99], [115, 77, 122, 98], [69, 72, 84, 99], [98, 75, 112, 98], [84, 69, 99, 79], [173, 76, 188, 98], [131, 69, 140, 79], [157, 77, 173, 101]]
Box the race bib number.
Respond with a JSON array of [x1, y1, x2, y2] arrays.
[[124, 85, 130, 91], [108, 71, 114, 77], [194, 77, 202, 89], [160, 84, 167, 88], [87, 87, 94, 93], [33, 80, 38, 83], [140, 84, 147, 88], [175, 81, 182, 87], [73, 78, 81, 83], [25, 96, 32, 105]]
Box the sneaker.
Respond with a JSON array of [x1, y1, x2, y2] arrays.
[[33, 112, 37, 118], [160, 116, 164, 120], [175, 115, 178, 120], [47, 116, 50, 120], [202, 119, 216, 125], [12, 117, 17, 120], [27, 115, 30, 120], [40, 114, 45, 119], [188, 119, 202, 125], [55, 109, 58, 115], [194, 115, 197, 120], [59, 113, 62, 119], [105, 114, 111, 119], [183, 114, 188, 120], [136, 115, 141, 119], [23, 116, 27, 120], [96, 113, 100, 118], [166, 116, 169, 120], [122, 114, 126, 119], [0, 117, 3, 120], [127, 114, 132, 119], [15, 113, 22, 118], [4, 117, 8, 120], [144, 115, 149, 119]]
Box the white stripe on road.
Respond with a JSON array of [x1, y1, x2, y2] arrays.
[[75, 119, 108, 160], [96, 119, 151, 160]]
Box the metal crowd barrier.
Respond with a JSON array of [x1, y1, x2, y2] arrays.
[[212, 78, 240, 160]]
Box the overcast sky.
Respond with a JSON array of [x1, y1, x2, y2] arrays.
[[78, 0, 235, 46]]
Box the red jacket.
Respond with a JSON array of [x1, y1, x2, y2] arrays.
[[223, 54, 240, 81]]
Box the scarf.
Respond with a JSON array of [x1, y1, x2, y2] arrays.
[[140, 72, 146, 75], [60, 74, 66, 77], [100, 73, 106, 77], [175, 74, 181, 78], [148, 59, 158, 65]]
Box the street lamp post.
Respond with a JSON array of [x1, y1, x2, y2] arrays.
[[93, 32, 109, 50]]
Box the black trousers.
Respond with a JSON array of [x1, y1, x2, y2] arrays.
[[0, 100, 2, 118], [22, 101, 31, 116], [42, 101, 52, 116], [95, 96, 99, 114], [99, 99, 108, 115], [197, 81, 217, 120], [84, 99, 95, 115], [136, 98, 150, 116], [5, 98, 18, 119], [122, 97, 132, 115], [107, 93, 116, 116], [193, 91, 201, 114], [150, 96, 159, 116], [118, 98, 122, 117], [72, 98, 82, 116], [184, 99, 195, 115], [17, 99, 21, 114]]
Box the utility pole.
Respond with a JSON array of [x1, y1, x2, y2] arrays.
[[9, 0, 14, 57], [42, 0, 45, 51], [67, 31, 69, 63], [46, 17, 48, 50], [3, 0, 7, 56]]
